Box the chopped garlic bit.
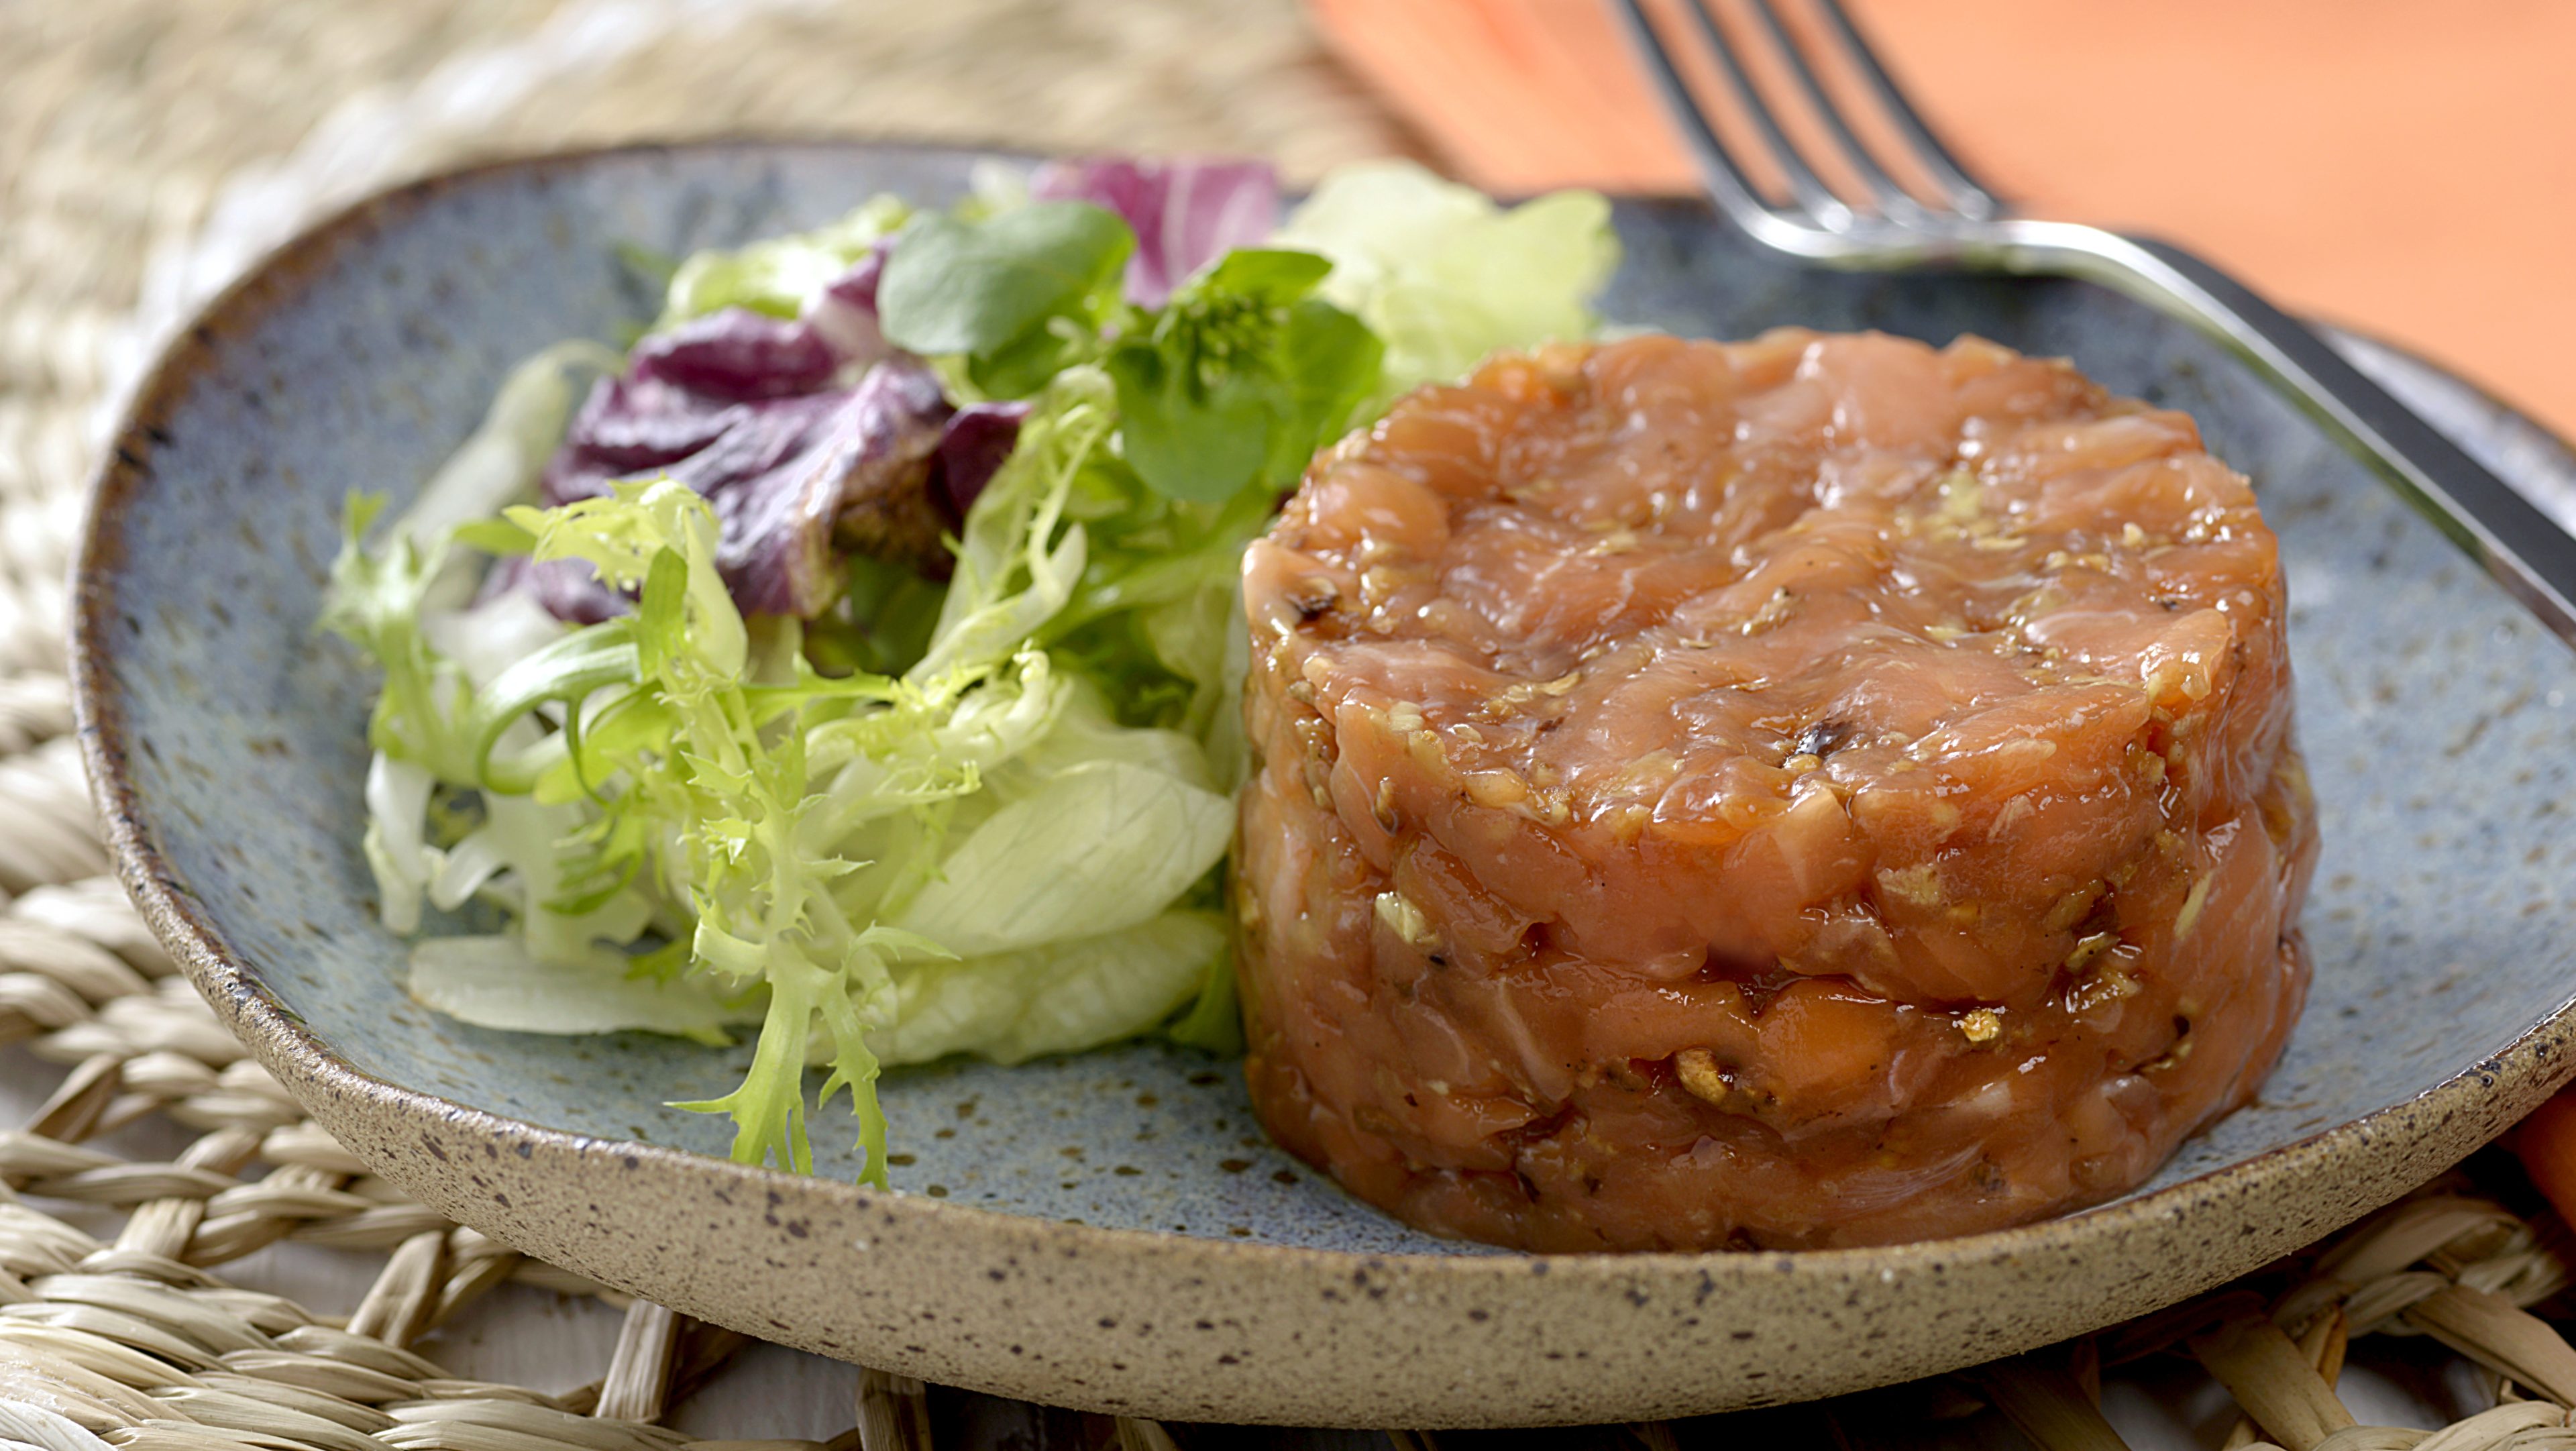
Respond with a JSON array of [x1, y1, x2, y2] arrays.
[[1934, 470, 1984, 522], [1405, 728, 1446, 771], [1739, 587, 1796, 635], [2064, 930, 2118, 974], [1960, 1008, 2003, 1045], [1464, 771, 1528, 808], [1988, 794, 2036, 837], [1373, 890, 1435, 947], [1878, 861, 1943, 907], [2044, 879, 2108, 934], [2173, 872, 2213, 940], [1674, 1046, 1733, 1106]]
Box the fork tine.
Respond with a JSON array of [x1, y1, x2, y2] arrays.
[[1608, 0, 1782, 236], [1739, 0, 1921, 218], [1806, 0, 2002, 217], [1674, 0, 1854, 228]]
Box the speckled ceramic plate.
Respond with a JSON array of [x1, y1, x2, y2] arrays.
[[70, 142, 2576, 1429]]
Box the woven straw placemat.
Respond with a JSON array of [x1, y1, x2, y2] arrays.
[[4, 3, 2576, 1446]]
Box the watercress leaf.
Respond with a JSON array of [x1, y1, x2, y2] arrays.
[[1184, 247, 1332, 308], [1106, 339, 1272, 504], [967, 317, 1095, 400], [1269, 297, 1383, 482], [1028, 156, 1279, 307], [1106, 252, 1379, 504], [877, 203, 1135, 357]]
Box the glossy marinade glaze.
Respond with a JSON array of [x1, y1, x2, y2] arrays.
[[1234, 329, 2317, 1252]]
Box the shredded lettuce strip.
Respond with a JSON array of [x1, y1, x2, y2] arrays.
[[327, 164, 1621, 1185]]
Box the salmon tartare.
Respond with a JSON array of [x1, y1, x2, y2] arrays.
[[1236, 329, 2316, 1251]]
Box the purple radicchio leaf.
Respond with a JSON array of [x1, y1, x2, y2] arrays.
[[928, 401, 1032, 528], [712, 360, 954, 617], [545, 372, 735, 482], [541, 387, 837, 509], [1028, 156, 1279, 308], [535, 358, 955, 621], [628, 307, 841, 400], [799, 244, 895, 368]]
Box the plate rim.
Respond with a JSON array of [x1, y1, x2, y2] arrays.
[[66, 136, 2576, 1423]]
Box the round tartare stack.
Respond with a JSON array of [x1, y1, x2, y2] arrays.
[[1235, 329, 2317, 1252]]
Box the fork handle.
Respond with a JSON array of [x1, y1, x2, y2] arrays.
[[2012, 225, 2576, 642]]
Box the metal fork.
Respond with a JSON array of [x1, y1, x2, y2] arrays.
[[1613, 0, 2576, 641]]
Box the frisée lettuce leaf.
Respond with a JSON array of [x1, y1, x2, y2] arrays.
[[657, 196, 913, 328]]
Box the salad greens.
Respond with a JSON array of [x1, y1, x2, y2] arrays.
[[876, 201, 1134, 359], [1279, 160, 1620, 400], [656, 195, 911, 328], [324, 156, 1617, 1183], [1105, 248, 1381, 505]]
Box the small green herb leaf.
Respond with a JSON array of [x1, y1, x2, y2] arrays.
[[1105, 341, 1271, 504], [1190, 247, 1332, 307], [1271, 298, 1385, 480], [1104, 248, 1381, 504], [877, 203, 1135, 358], [968, 315, 1100, 400]]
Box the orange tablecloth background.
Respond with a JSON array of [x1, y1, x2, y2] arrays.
[[1309, 0, 2576, 438]]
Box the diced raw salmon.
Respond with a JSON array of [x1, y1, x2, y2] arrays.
[[1236, 330, 2316, 1251]]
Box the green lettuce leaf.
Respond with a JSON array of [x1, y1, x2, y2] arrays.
[[1277, 159, 1619, 397], [890, 760, 1231, 955], [341, 372, 1236, 1183], [877, 910, 1227, 1067], [408, 934, 747, 1044], [657, 196, 912, 327]]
